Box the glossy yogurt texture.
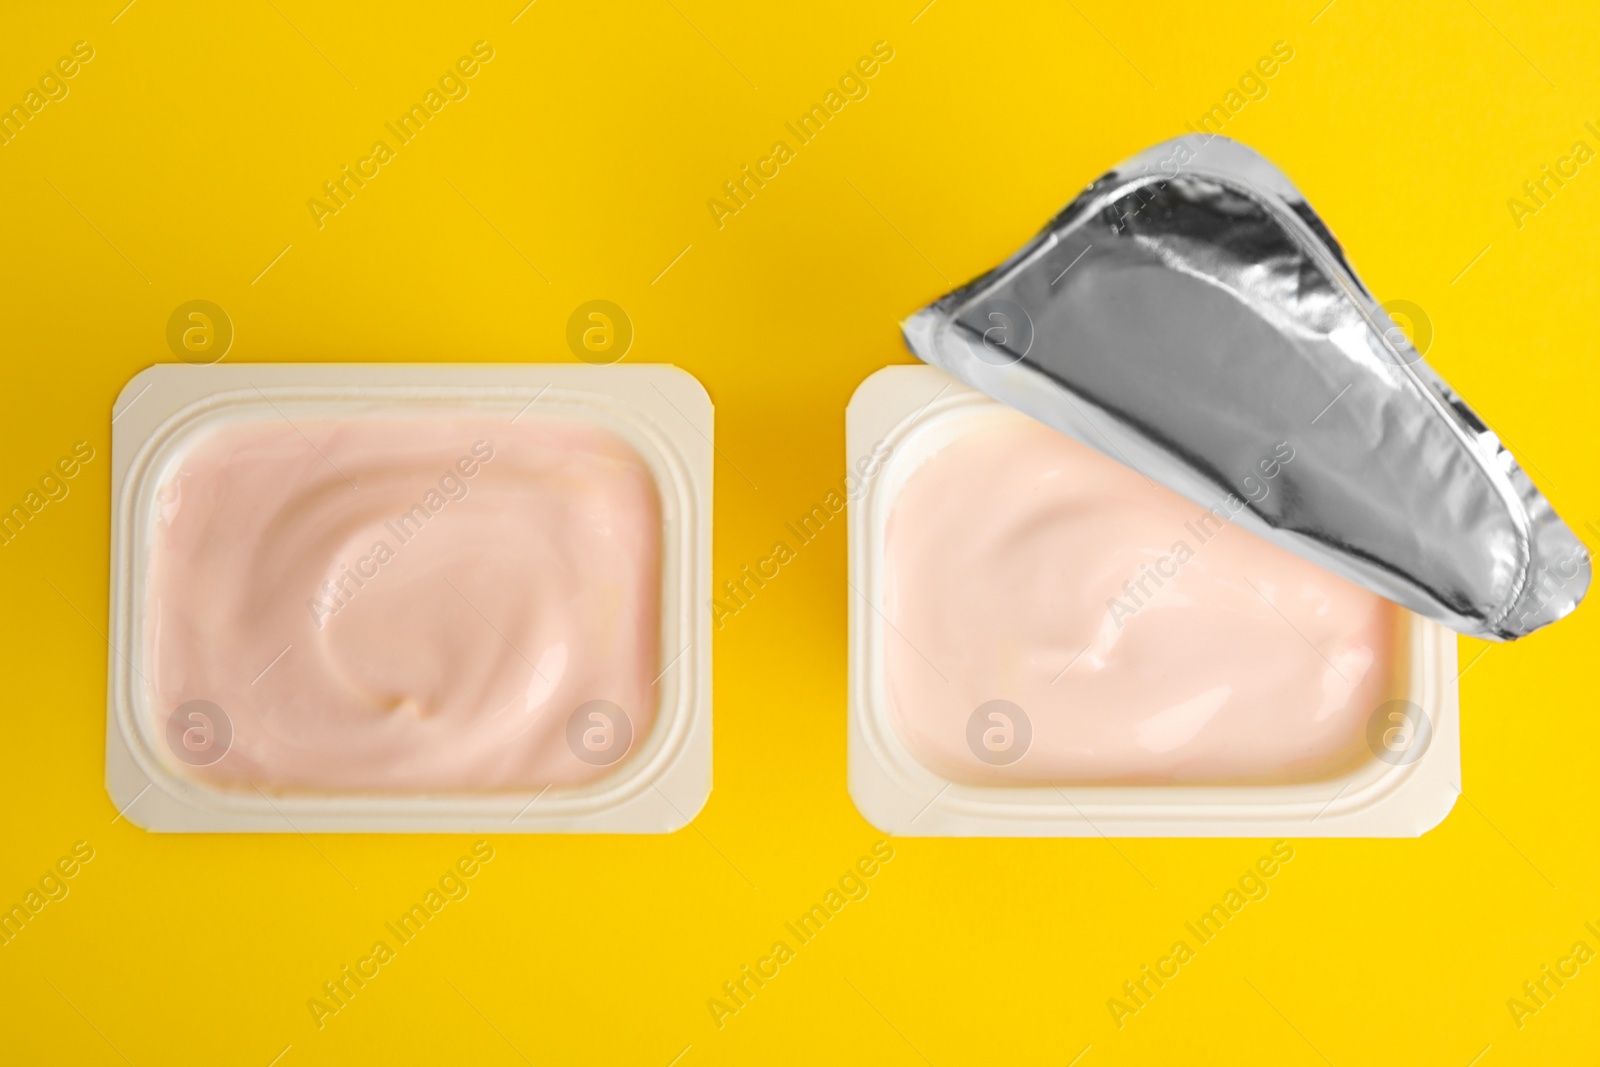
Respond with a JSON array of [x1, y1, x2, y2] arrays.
[[883, 413, 1403, 785], [147, 416, 661, 792]]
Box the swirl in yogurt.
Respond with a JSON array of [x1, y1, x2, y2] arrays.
[[147, 416, 661, 793]]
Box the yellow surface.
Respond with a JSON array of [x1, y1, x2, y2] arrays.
[[1, 1, 1597, 1063]]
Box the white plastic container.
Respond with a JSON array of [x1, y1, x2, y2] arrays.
[[847, 366, 1460, 837], [108, 363, 712, 833]]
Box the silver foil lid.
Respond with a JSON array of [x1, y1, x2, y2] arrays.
[[902, 135, 1588, 641]]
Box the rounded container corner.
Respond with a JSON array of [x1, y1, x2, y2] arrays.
[[644, 363, 713, 416]]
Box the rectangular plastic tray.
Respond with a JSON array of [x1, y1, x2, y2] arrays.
[[847, 365, 1460, 837], [108, 363, 713, 833]]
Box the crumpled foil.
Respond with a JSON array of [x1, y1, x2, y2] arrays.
[[902, 135, 1588, 641]]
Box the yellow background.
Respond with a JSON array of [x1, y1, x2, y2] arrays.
[[2, 0, 1597, 1063]]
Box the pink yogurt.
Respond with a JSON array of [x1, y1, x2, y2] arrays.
[[147, 416, 661, 793], [883, 414, 1404, 785]]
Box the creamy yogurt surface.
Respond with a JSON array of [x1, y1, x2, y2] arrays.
[[146, 416, 661, 792], [882, 413, 1404, 785]]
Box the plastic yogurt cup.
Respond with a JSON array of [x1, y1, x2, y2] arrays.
[[107, 363, 713, 833], [847, 366, 1460, 837]]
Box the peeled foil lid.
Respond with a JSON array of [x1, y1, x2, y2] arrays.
[[902, 135, 1589, 641]]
